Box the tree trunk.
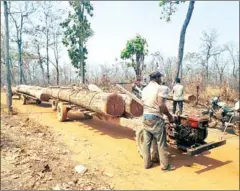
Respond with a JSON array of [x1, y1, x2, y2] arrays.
[[46, 32, 50, 84], [56, 65, 59, 86], [9, 58, 16, 84], [176, 1, 195, 79], [17, 40, 23, 84], [46, 87, 125, 117], [135, 54, 141, 78], [37, 44, 45, 84], [3, 1, 13, 113], [22, 70, 27, 84], [195, 85, 199, 106]]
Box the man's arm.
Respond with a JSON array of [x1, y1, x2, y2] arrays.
[[157, 96, 174, 122]]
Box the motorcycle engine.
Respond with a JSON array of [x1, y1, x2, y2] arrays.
[[166, 115, 208, 146]]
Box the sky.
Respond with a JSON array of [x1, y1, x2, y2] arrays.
[[1, 1, 239, 69], [80, 1, 239, 66]]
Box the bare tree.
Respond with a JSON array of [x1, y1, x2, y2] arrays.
[[3, 0, 13, 113], [224, 43, 239, 80], [148, 51, 163, 73], [199, 29, 223, 85], [159, 1, 195, 79], [32, 1, 55, 84], [213, 54, 228, 84], [8, 1, 36, 85], [49, 12, 63, 86]]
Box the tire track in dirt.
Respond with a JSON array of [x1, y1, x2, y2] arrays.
[[1, 94, 239, 190]]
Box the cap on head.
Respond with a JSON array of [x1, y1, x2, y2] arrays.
[[149, 71, 162, 81]]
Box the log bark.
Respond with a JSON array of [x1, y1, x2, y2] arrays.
[[46, 87, 124, 117], [121, 94, 143, 117], [16, 85, 50, 101], [167, 94, 196, 103]]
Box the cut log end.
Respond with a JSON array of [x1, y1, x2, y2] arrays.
[[105, 94, 125, 117], [129, 99, 143, 117], [186, 95, 197, 103]]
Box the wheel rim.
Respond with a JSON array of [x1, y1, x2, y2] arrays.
[[233, 122, 240, 135], [57, 105, 61, 118]]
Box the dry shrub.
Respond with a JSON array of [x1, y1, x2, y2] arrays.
[[197, 85, 238, 106], [184, 80, 238, 106], [220, 85, 239, 103]]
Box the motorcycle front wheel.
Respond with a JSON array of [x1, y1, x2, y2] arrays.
[[232, 121, 239, 136], [208, 117, 218, 128]]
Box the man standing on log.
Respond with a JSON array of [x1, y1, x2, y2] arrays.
[[172, 78, 184, 115], [141, 71, 175, 171]]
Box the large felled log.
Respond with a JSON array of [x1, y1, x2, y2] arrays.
[[46, 87, 124, 117], [121, 94, 143, 117], [86, 84, 143, 117], [167, 94, 196, 103], [16, 85, 50, 101], [4, 86, 19, 96]]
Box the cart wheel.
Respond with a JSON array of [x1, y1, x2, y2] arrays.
[[135, 127, 158, 162], [83, 114, 93, 120], [57, 103, 68, 122], [22, 96, 27, 105], [51, 100, 58, 111], [36, 99, 42, 105], [233, 121, 239, 136]]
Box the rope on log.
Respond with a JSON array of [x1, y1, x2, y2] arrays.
[[46, 87, 125, 117]]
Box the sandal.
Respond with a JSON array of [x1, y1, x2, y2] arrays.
[[161, 164, 176, 171]]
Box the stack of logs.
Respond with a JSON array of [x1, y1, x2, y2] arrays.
[[12, 84, 196, 118]]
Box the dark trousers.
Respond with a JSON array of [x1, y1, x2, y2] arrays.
[[143, 116, 168, 169], [173, 100, 183, 115]]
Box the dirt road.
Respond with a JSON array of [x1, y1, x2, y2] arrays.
[[1, 94, 239, 190]]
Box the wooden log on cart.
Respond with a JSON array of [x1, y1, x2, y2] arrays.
[[87, 84, 143, 117], [121, 94, 143, 117], [3, 86, 19, 97], [46, 87, 125, 117], [16, 85, 50, 101], [167, 94, 196, 103]]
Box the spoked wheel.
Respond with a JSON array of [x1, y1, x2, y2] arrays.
[[135, 127, 159, 162], [57, 103, 68, 122], [51, 100, 58, 111], [22, 96, 27, 105], [36, 99, 42, 105], [232, 121, 239, 136], [208, 117, 218, 128]]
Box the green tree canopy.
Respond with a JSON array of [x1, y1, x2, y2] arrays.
[[60, 0, 94, 84], [120, 34, 148, 78]]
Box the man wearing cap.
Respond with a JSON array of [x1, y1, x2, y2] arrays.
[[141, 71, 176, 171]]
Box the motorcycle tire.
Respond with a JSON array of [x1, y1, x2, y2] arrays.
[[232, 121, 239, 136], [208, 118, 218, 128]]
